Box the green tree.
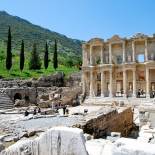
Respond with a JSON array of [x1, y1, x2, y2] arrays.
[[66, 59, 73, 67], [29, 43, 41, 70], [20, 40, 25, 71], [44, 42, 49, 69], [53, 39, 58, 70], [6, 26, 12, 70]]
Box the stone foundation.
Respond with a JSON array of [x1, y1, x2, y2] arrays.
[[81, 107, 133, 138]]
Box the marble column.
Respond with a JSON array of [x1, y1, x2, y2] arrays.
[[133, 69, 136, 97], [109, 43, 112, 64], [109, 69, 113, 97], [90, 45, 93, 65], [145, 39, 148, 62], [82, 46, 86, 66], [123, 69, 127, 97], [100, 45, 103, 64], [146, 67, 150, 98], [122, 42, 126, 63], [89, 71, 94, 97], [101, 71, 104, 97], [132, 41, 135, 62], [82, 72, 86, 95]]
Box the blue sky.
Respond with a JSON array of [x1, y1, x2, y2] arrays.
[[0, 0, 155, 41]]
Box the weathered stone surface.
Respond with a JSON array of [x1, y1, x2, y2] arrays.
[[1, 127, 88, 155], [112, 138, 155, 155], [81, 107, 133, 138], [0, 142, 5, 152], [38, 100, 51, 108], [65, 72, 81, 87], [14, 99, 27, 107], [61, 87, 81, 106], [39, 94, 49, 101]]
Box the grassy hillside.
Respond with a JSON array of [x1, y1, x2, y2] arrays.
[[0, 11, 82, 79], [0, 11, 82, 54], [0, 41, 79, 79]]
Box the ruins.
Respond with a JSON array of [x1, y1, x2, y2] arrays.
[[1, 34, 155, 154], [82, 33, 155, 104]]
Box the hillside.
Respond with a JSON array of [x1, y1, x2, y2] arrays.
[[0, 11, 82, 79], [0, 11, 82, 55]]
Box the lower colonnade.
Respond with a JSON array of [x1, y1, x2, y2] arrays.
[[82, 65, 154, 99]]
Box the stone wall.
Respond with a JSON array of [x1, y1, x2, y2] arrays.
[[0, 87, 37, 105], [81, 107, 133, 138]]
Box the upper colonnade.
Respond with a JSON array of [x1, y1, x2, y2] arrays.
[[82, 33, 155, 66]]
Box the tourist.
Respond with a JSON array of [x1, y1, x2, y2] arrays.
[[38, 107, 41, 113], [33, 109, 37, 115], [66, 108, 69, 115], [63, 105, 67, 115], [138, 89, 141, 98], [84, 109, 88, 114], [24, 110, 29, 116]]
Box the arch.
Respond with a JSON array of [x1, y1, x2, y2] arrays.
[[14, 93, 22, 101]]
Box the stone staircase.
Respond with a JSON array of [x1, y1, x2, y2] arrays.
[[0, 91, 14, 109]]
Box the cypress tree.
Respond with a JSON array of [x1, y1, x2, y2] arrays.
[[20, 40, 25, 71], [6, 26, 12, 70], [44, 42, 49, 69], [53, 39, 58, 70], [29, 43, 41, 70]]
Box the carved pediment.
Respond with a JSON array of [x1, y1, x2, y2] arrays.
[[132, 33, 148, 39], [88, 38, 103, 45], [108, 35, 123, 42]]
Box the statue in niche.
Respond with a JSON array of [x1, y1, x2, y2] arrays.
[[129, 83, 132, 91]]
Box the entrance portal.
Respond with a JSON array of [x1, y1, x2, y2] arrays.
[[14, 93, 22, 101], [116, 80, 123, 97]]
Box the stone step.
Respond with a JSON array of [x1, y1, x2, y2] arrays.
[[0, 93, 14, 109]]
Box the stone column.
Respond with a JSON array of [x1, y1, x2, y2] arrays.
[[132, 41, 135, 62], [82, 72, 86, 95], [109, 43, 112, 64], [109, 69, 113, 97], [146, 67, 150, 98], [89, 70, 94, 97], [122, 42, 126, 63], [145, 39, 148, 62], [82, 45, 86, 66], [123, 69, 127, 97], [100, 45, 103, 64], [133, 69, 136, 97], [101, 71, 104, 97], [90, 45, 93, 65]]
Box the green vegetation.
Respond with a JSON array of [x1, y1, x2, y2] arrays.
[[29, 43, 42, 70], [0, 11, 82, 79], [44, 42, 49, 69], [20, 40, 24, 71], [53, 39, 58, 70], [0, 11, 82, 59], [0, 54, 78, 79], [6, 26, 12, 70], [0, 41, 79, 79]]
